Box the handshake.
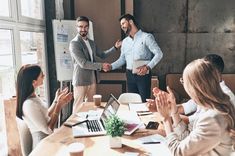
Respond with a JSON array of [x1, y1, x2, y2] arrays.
[[102, 63, 112, 72]]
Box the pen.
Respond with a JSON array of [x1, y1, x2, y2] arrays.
[[137, 111, 150, 113], [72, 119, 88, 127], [137, 112, 153, 116], [143, 141, 160, 144]]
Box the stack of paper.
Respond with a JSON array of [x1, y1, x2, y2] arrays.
[[132, 60, 150, 74], [129, 103, 149, 112]]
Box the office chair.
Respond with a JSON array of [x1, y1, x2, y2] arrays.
[[16, 117, 32, 156]]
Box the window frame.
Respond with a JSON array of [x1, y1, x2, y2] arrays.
[[0, 0, 49, 103], [17, 0, 46, 26], [0, 0, 17, 22]]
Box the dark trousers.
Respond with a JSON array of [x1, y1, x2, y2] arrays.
[[126, 70, 151, 102]]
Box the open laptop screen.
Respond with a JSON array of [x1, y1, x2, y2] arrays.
[[100, 94, 120, 122]]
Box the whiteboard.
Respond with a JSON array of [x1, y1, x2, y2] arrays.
[[52, 20, 94, 81]]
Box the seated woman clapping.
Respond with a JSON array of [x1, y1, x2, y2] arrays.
[[16, 64, 73, 149], [154, 59, 235, 156]]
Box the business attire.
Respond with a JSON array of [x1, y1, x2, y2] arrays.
[[166, 108, 234, 156], [69, 34, 116, 111], [23, 96, 51, 149], [111, 30, 163, 101]]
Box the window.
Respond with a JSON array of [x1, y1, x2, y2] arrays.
[[20, 31, 47, 97], [0, 0, 10, 17], [18, 0, 45, 25], [0, 0, 47, 99], [0, 0, 47, 154], [20, 0, 43, 20], [0, 29, 15, 99]]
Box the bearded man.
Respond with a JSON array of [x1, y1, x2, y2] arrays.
[[69, 16, 121, 113], [108, 14, 163, 102]]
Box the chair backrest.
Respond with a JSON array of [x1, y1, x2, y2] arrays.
[[118, 93, 142, 104], [3, 98, 23, 156], [16, 117, 32, 156], [166, 74, 190, 103], [222, 74, 235, 94]]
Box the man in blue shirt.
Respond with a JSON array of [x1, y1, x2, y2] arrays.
[[106, 14, 163, 101]]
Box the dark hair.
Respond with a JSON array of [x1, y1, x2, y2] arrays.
[[119, 14, 137, 26], [76, 16, 89, 25], [204, 54, 224, 73], [16, 64, 42, 119]]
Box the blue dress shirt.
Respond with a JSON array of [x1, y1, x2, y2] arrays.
[[111, 30, 163, 70]]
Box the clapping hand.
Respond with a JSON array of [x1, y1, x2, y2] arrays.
[[152, 87, 177, 119], [146, 87, 165, 112], [54, 87, 73, 108], [146, 99, 157, 112], [166, 86, 177, 115], [155, 91, 171, 121]]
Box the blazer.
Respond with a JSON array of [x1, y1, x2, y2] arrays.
[[166, 108, 233, 156], [69, 35, 116, 86]]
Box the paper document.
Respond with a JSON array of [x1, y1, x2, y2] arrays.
[[76, 110, 103, 120], [132, 60, 150, 74], [117, 110, 144, 135], [137, 134, 166, 144], [129, 103, 149, 112], [134, 134, 171, 156]]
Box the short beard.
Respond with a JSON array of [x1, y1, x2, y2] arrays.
[[124, 25, 131, 36], [79, 32, 88, 37]]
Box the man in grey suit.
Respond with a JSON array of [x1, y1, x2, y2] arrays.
[[69, 16, 121, 113]]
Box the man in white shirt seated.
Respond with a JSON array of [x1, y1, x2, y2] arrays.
[[147, 54, 235, 124], [177, 54, 235, 124]]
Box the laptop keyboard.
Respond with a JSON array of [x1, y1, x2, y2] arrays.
[[86, 120, 102, 132]]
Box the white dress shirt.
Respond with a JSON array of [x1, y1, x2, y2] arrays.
[[182, 80, 235, 118], [111, 30, 163, 70]]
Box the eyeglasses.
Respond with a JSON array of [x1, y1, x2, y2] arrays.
[[180, 77, 184, 84]]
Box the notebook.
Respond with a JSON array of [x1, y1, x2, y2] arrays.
[[72, 94, 120, 137]]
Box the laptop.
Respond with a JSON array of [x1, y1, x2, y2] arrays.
[[72, 94, 120, 137]]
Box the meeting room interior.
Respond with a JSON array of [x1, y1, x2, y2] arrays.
[[1, 0, 235, 156]]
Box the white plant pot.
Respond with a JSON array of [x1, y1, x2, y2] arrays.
[[109, 136, 122, 148]]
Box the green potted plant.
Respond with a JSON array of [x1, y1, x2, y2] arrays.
[[105, 115, 125, 148]]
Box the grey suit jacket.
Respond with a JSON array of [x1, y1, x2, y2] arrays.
[[69, 34, 116, 86]]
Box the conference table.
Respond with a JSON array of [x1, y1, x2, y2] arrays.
[[29, 102, 171, 156]]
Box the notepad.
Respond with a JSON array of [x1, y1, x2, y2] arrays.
[[137, 134, 166, 144], [129, 103, 149, 112], [117, 110, 144, 135]]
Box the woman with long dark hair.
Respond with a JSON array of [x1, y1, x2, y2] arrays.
[[16, 64, 73, 149]]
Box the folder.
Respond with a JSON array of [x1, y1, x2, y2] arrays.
[[132, 60, 150, 74]]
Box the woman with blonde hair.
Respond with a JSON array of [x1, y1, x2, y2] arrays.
[[155, 59, 235, 155]]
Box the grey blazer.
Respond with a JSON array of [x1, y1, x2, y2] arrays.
[[69, 34, 116, 86]]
